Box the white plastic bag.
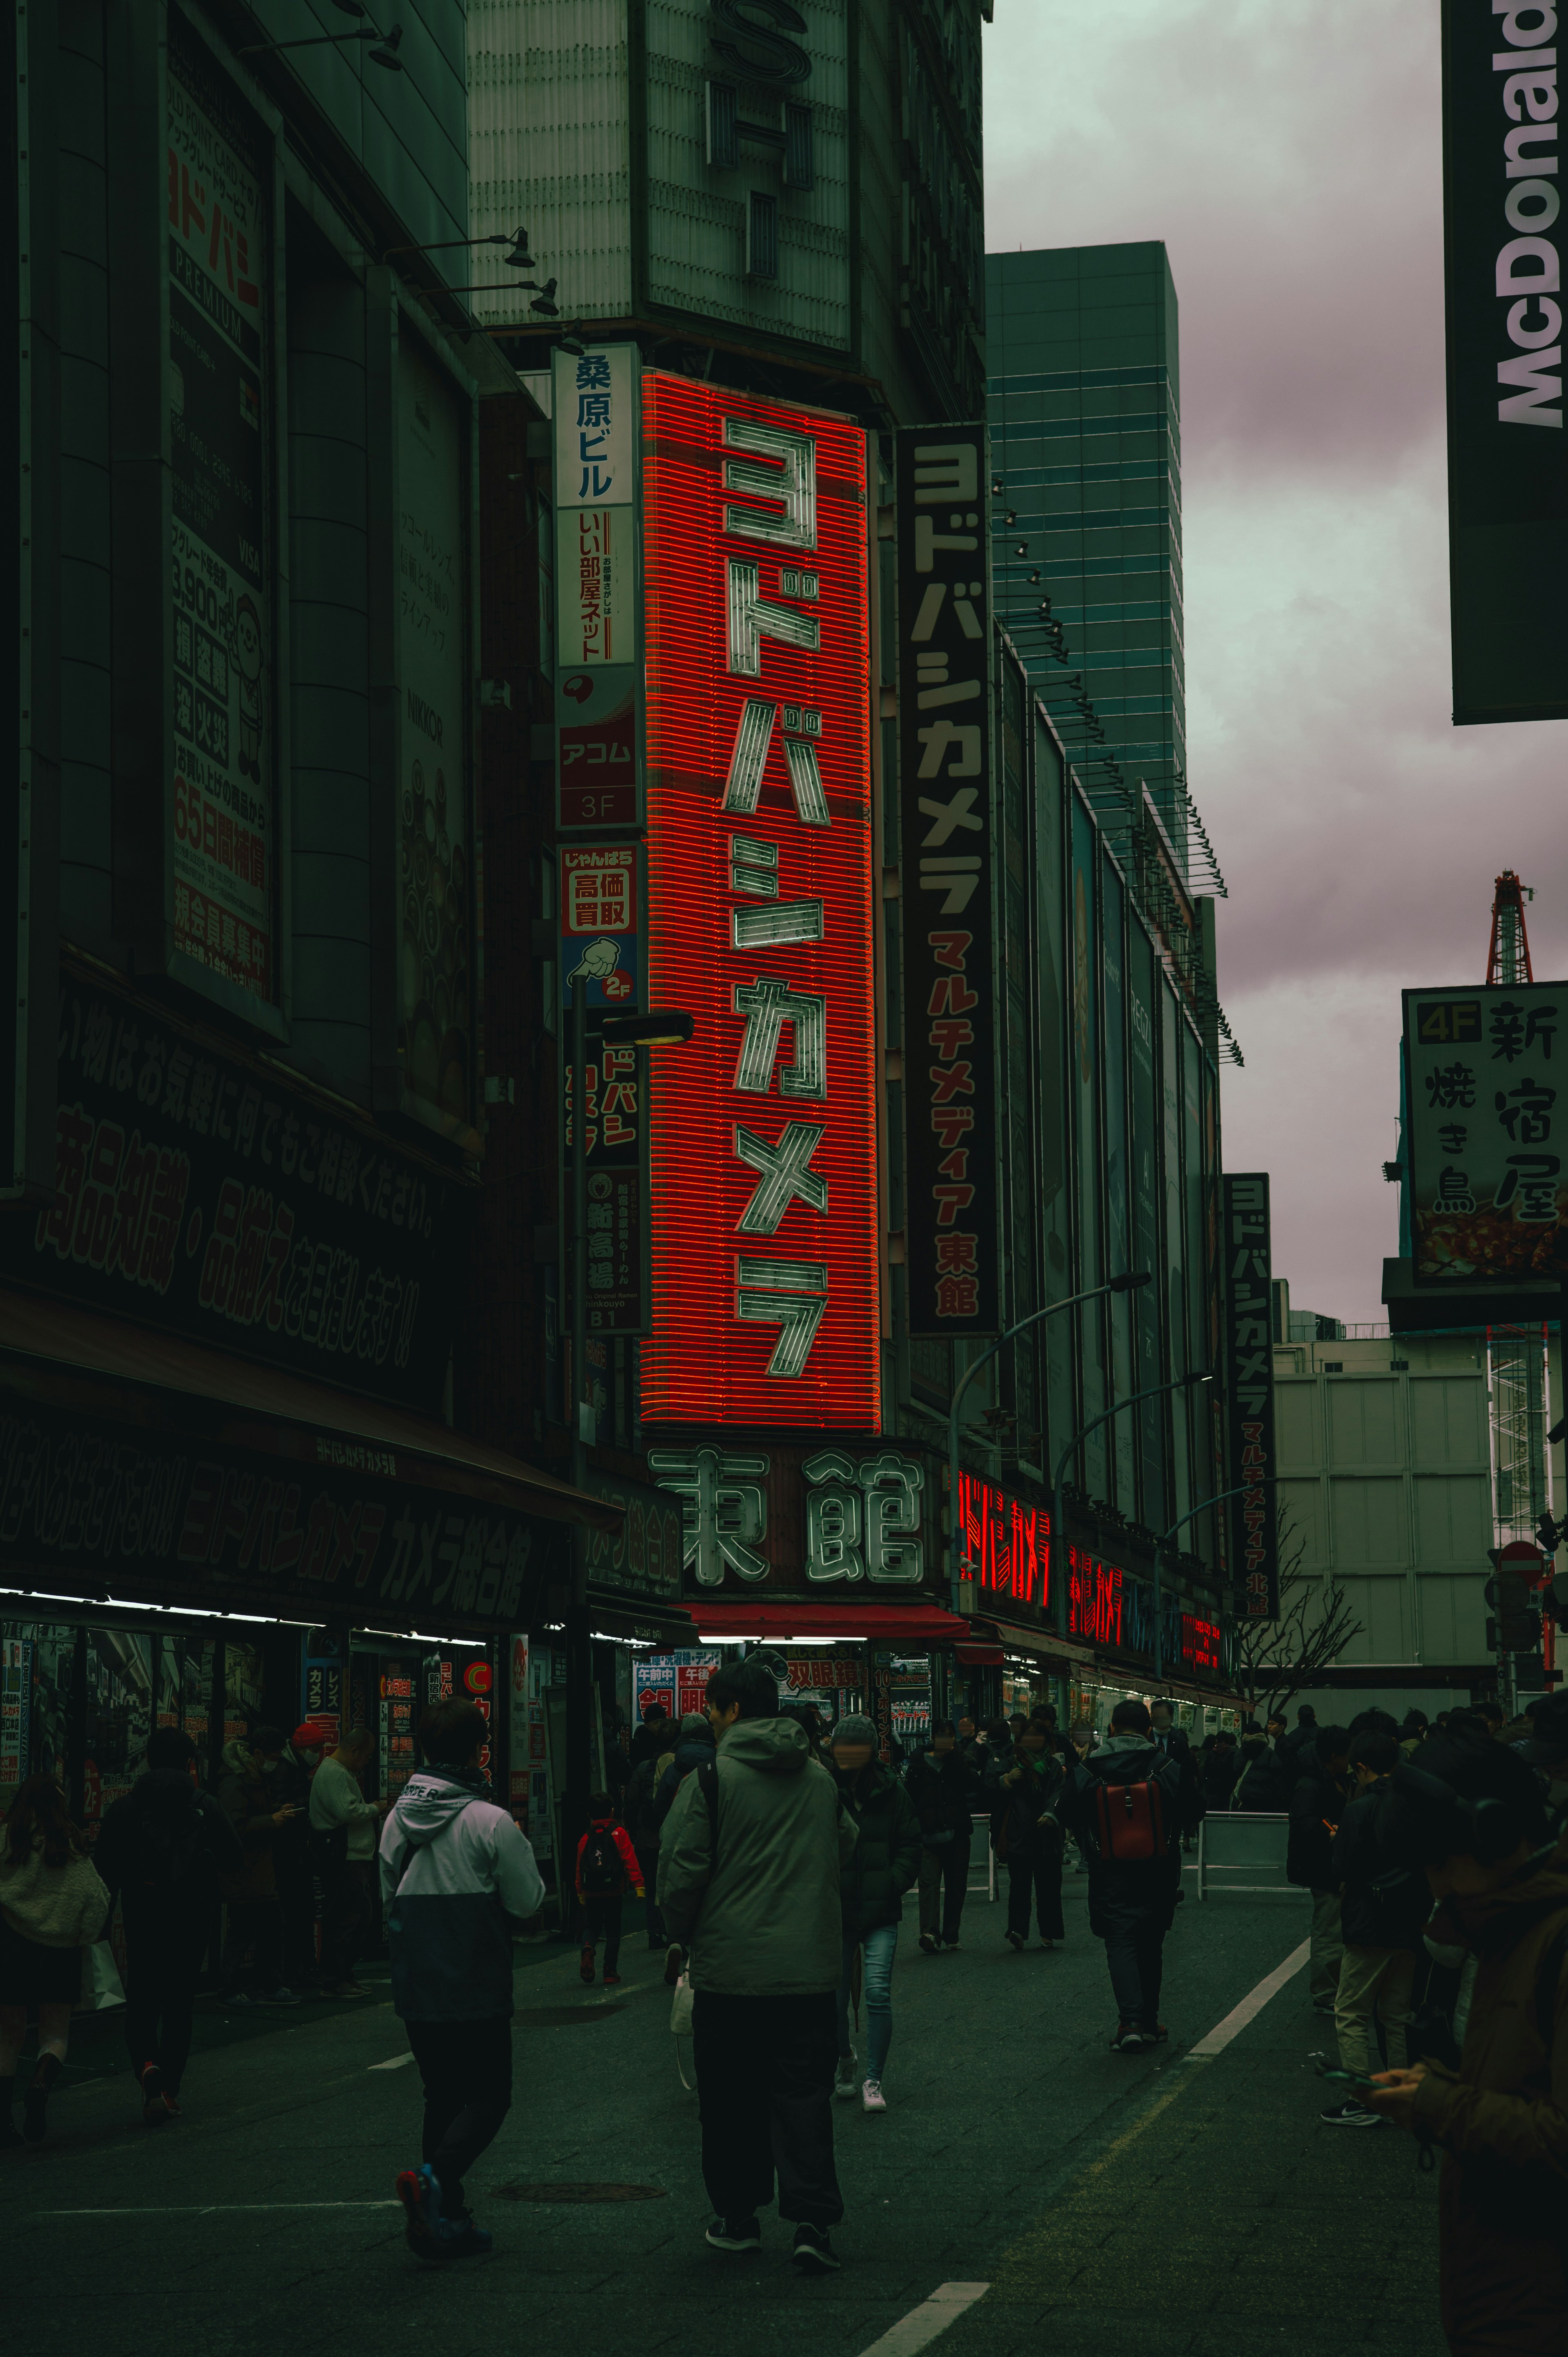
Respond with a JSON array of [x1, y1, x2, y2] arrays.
[[83, 1939, 125, 2010]]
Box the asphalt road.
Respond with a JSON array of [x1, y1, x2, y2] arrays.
[[6, 1864, 1443, 2357]]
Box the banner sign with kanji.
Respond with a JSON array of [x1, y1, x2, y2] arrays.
[[894, 425, 1000, 1334], [553, 343, 641, 829], [1403, 980, 1568, 1282], [1223, 1173, 1278, 1620]]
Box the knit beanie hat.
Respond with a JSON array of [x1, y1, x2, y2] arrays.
[[831, 1713, 878, 1748]]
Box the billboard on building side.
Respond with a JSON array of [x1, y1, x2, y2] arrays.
[[1403, 979, 1568, 1282]]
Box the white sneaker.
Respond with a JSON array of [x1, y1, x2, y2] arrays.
[[862, 2077, 887, 2112], [834, 2050, 858, 2101]]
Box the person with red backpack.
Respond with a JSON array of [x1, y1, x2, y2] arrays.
[[575, 1793, 644, 1987], [1054, 1697, 1186, 2052]]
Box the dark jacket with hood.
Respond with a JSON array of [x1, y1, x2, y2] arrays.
[[1231, 1736, 1291, 1813], [1286, 1761, 1352, 1892], [833, 1762, 922, 1940], [1332, 1777, 1432, 1950], [1057, 1733, 1185, 1937], [95, 1769, 243, 1921], [657, 1714, 857, 1995], [216, 1741, 282, 1902], [378, 1766, 544, 2021], [654, 1723, 717, 1827], [1200, 1744, 1242, 1811], [624, 1746, 675, 1849], [903, 1745, 982, 1847], [1409, 1840, 1568, 2356]]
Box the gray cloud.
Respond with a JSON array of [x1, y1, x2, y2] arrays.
[[984, 0, 1568, 1325]]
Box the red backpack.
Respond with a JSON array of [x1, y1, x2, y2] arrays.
[[1091, 1769, 1171, 1862]]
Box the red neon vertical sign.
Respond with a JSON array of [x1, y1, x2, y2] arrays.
[[639, 375, 878, 1427]]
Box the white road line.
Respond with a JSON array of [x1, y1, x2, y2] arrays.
[[368, 2051, 417, 2071], [854, 2283, 990, 2357], [36, 2203, 396, 2219], [1183, 1938, 1311, 2059]]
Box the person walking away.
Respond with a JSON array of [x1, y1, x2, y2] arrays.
[[658, 1659, 856, 2272], [1362, 1734, 1568, 2354], [1285, 1724, 1352, 2016], [1276, 1704, 1320, 1779], [991, 1718, 1067, 1952], [904, 1719, 980, 1953], [624, 1719, 677, 1946], [272, 1721, 332, 1991], [0, 1775, 110, 2150], [1231, 1721, 1290, 1813], [1321, 1729, 1430, 2127], [383, 1698, 544, 2264], [654, 1710, 718, 1831], [94, 1728, 243, 2123], [576, 1791, 643, 1985], [1056, 1699, 1185, 2051], [310, 1726, 387, 1997], [216, 1728, 302, 2007], [1150, 1701, 1203, 1853], [1200, 1730, 1241, 1815], [828, 1713, 921, 2112], [628, 1703, 670, 1773]]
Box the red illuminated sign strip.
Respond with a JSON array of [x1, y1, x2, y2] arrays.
[[958, 1469, 1050, 1613], [639, 375, 878, 1428]]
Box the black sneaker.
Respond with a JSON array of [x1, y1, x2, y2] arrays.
[[1320, 2098, 1382, 2127], [792, 2222, 840, 2274], [706, 2216, 762, 2252], [918, 1931, 939, 1955], [1004, 1928, 1025, 1951]]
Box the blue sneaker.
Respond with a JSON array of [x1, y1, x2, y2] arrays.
[[438, 2215, 493, 2259], [395, 2164, 445, 2263]]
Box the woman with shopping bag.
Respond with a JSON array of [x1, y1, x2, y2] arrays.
[[0, 1774, 110, 2152]]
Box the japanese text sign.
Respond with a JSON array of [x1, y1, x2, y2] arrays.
[[957, 1467, 1049, 1614], [553, 344, 641, 827], [894, 426, 999, 1333], [560, 846, 640, 1009], [1223, 1173, 1278, 1620], [638, 376, 879, 1427], [1404, 981, 1568, 1282]]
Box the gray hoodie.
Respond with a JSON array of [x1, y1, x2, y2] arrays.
[[658, 1714, 856, 1997], [378, 1770, 543, 2022]]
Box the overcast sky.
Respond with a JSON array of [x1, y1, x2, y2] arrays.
[[983, 0, 1568, 1330]]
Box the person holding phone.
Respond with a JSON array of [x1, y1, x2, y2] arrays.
[[215, 1727, 304, 2008]]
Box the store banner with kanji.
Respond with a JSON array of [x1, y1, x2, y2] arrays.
[[894, 426, 1000, 1335], [553, 343, 641, 828], [561, 845, 649, 1337], [1403, 981, 1568, 1282], [1222, 1173, 1278, 1620]]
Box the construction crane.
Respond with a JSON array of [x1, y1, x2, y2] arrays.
[[1487, 868, 1535, 985]]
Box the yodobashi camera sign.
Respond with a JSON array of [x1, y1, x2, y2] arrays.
[[1403, 980, 1568, 1283], [1441, 2, 1568, 722]]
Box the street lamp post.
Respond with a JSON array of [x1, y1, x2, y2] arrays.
[[1150, 1479, 1258, 1684], [947, 1273, 1150, 1614], [1050, 1370, 1212, 1641], [562, 997, 694, 1918]]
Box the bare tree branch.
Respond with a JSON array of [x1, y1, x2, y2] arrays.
[[1234, 1503, 1365, 1719]]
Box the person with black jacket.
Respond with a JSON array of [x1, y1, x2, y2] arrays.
[[1055, 1698, 1186, 2051], [1321, 1729, 1432, 2127], [904, 1720, 981, 1953], [1232, 1723, 1291, 1813], [654, 1713, 719, 1829], [272, 1721, 332, 1992], [623, 1720, 677, 1945], [1285, 1723, 1352, 2016], [829, 1715, 921, 2113], [990, 1720, 1068, 1952], [1200, 1730, 1241, 1813], [94, 1726, 244, 2122], [1276, 1704, 1320, 1779]]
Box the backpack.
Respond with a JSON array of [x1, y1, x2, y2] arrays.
[[1091, 1768, 1171, 1862], [580, 1824, 626, 1896]]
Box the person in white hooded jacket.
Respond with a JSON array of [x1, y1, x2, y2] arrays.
[[380, 1698, 543, 2264]]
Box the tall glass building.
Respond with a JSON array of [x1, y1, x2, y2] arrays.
[[984, 242, 1185, 857]]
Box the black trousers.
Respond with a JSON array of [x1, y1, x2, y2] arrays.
[[692, 1990, 842, 2229], [219, 1899, 282, 1995], [320, 1860, 372, 1986], [404, 2015, 514, 2218], [274, 1846, 317, 1988], [917, 1841, 971, 1942], [1105, 1919, 1165, 2030], [584, 1893, 624, 1973], [122, 1907, 205, 2095], [1007, 1848, 1065, 1941]]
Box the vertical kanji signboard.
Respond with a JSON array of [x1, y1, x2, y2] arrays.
[[553, 343, 641, 829], [894, 426, 999, 1335], [1403, 980, 1568, 1283], [1223, 1173, 1277, 1620], [638, 376, 879, 1429]]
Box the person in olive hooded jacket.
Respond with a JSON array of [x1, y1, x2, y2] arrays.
[[828, 1713, 921, 2114]]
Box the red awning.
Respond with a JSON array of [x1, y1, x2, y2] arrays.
[[691, 1600, 977, 1647]]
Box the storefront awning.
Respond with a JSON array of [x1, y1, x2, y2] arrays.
[[972, 1614, 1098, 1668], [692, 1600, 978, 1647], [0, 1288, 619, 1532]]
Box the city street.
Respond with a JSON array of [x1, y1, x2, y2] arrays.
[[7, 1873, 1441, 2357]]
